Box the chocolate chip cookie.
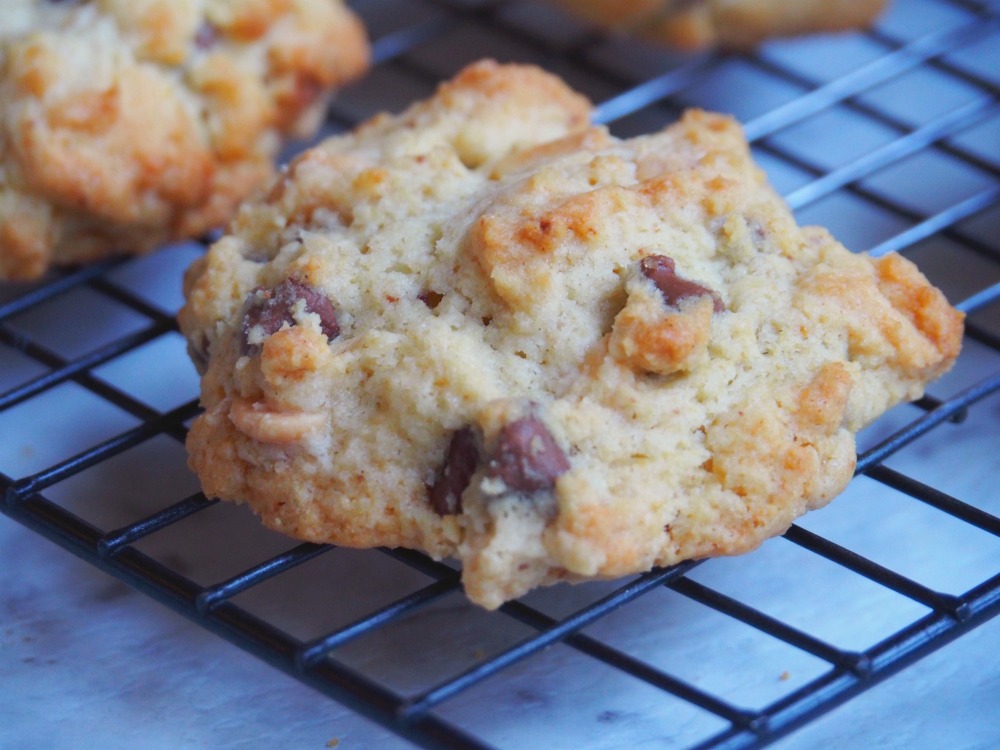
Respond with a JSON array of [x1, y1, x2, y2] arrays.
[[553, 0, 888, 49], [0, 0, 368, 280], [180, 60, 963, 609]]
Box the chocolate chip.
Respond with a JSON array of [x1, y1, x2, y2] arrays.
[[419, 290, 443, 309], [486, 416, 569, 493], [429, 427, 479, 515], [195, 23, 219, 50], [640, 255, 725, 313], [241, 278, 339, 352]]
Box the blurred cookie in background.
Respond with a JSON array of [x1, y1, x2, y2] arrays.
[[551, 0, 888, 50], [0, 0, 368, 280]]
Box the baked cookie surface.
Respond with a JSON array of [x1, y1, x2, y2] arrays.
[[554, 0, 887, 49], [180, 60, 962, 609], [0, 0, 368, 280]]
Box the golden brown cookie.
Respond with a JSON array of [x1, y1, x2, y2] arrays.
[[180, 60, 963, 609], [554, 0, 888, 49], [0, 0, 368, 280]]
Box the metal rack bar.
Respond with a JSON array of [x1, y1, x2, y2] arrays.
[[0, 320, 174, 410], [397, 563, 698, 721], [668, 578, 867, 673], [742, 13, 1000, 142], [5, 399, 199, 502], [98, 492, 218, 557], [196, 543, 333, 613], [855, 370, 1000, 474], [866, 465, 1000, 537], [783, 98, 999, 210], [692, 571, 1000, 750], [782, 525, 968, 617], [0, 259, 123, 322], [298, 577, 461, 666]]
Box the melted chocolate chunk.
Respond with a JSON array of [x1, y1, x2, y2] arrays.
[[486, 416, 569, 493], [241, 278, 339, 352], [429, 427, 480, 515], [640, 255, 725, 312]]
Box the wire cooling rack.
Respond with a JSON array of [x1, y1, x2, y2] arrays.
[[2, 0, 1000, 748]]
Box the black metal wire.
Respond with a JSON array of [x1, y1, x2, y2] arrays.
[[2, 1, 1000, 748]]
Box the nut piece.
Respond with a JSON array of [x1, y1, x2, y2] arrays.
[[429, 427, 480, 516], [610, 290, 715, 375], [640, 254, 724, 312], [486, 415, 570, 492], [228, 397, 324, 444], [241, 278, 340, 352]]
